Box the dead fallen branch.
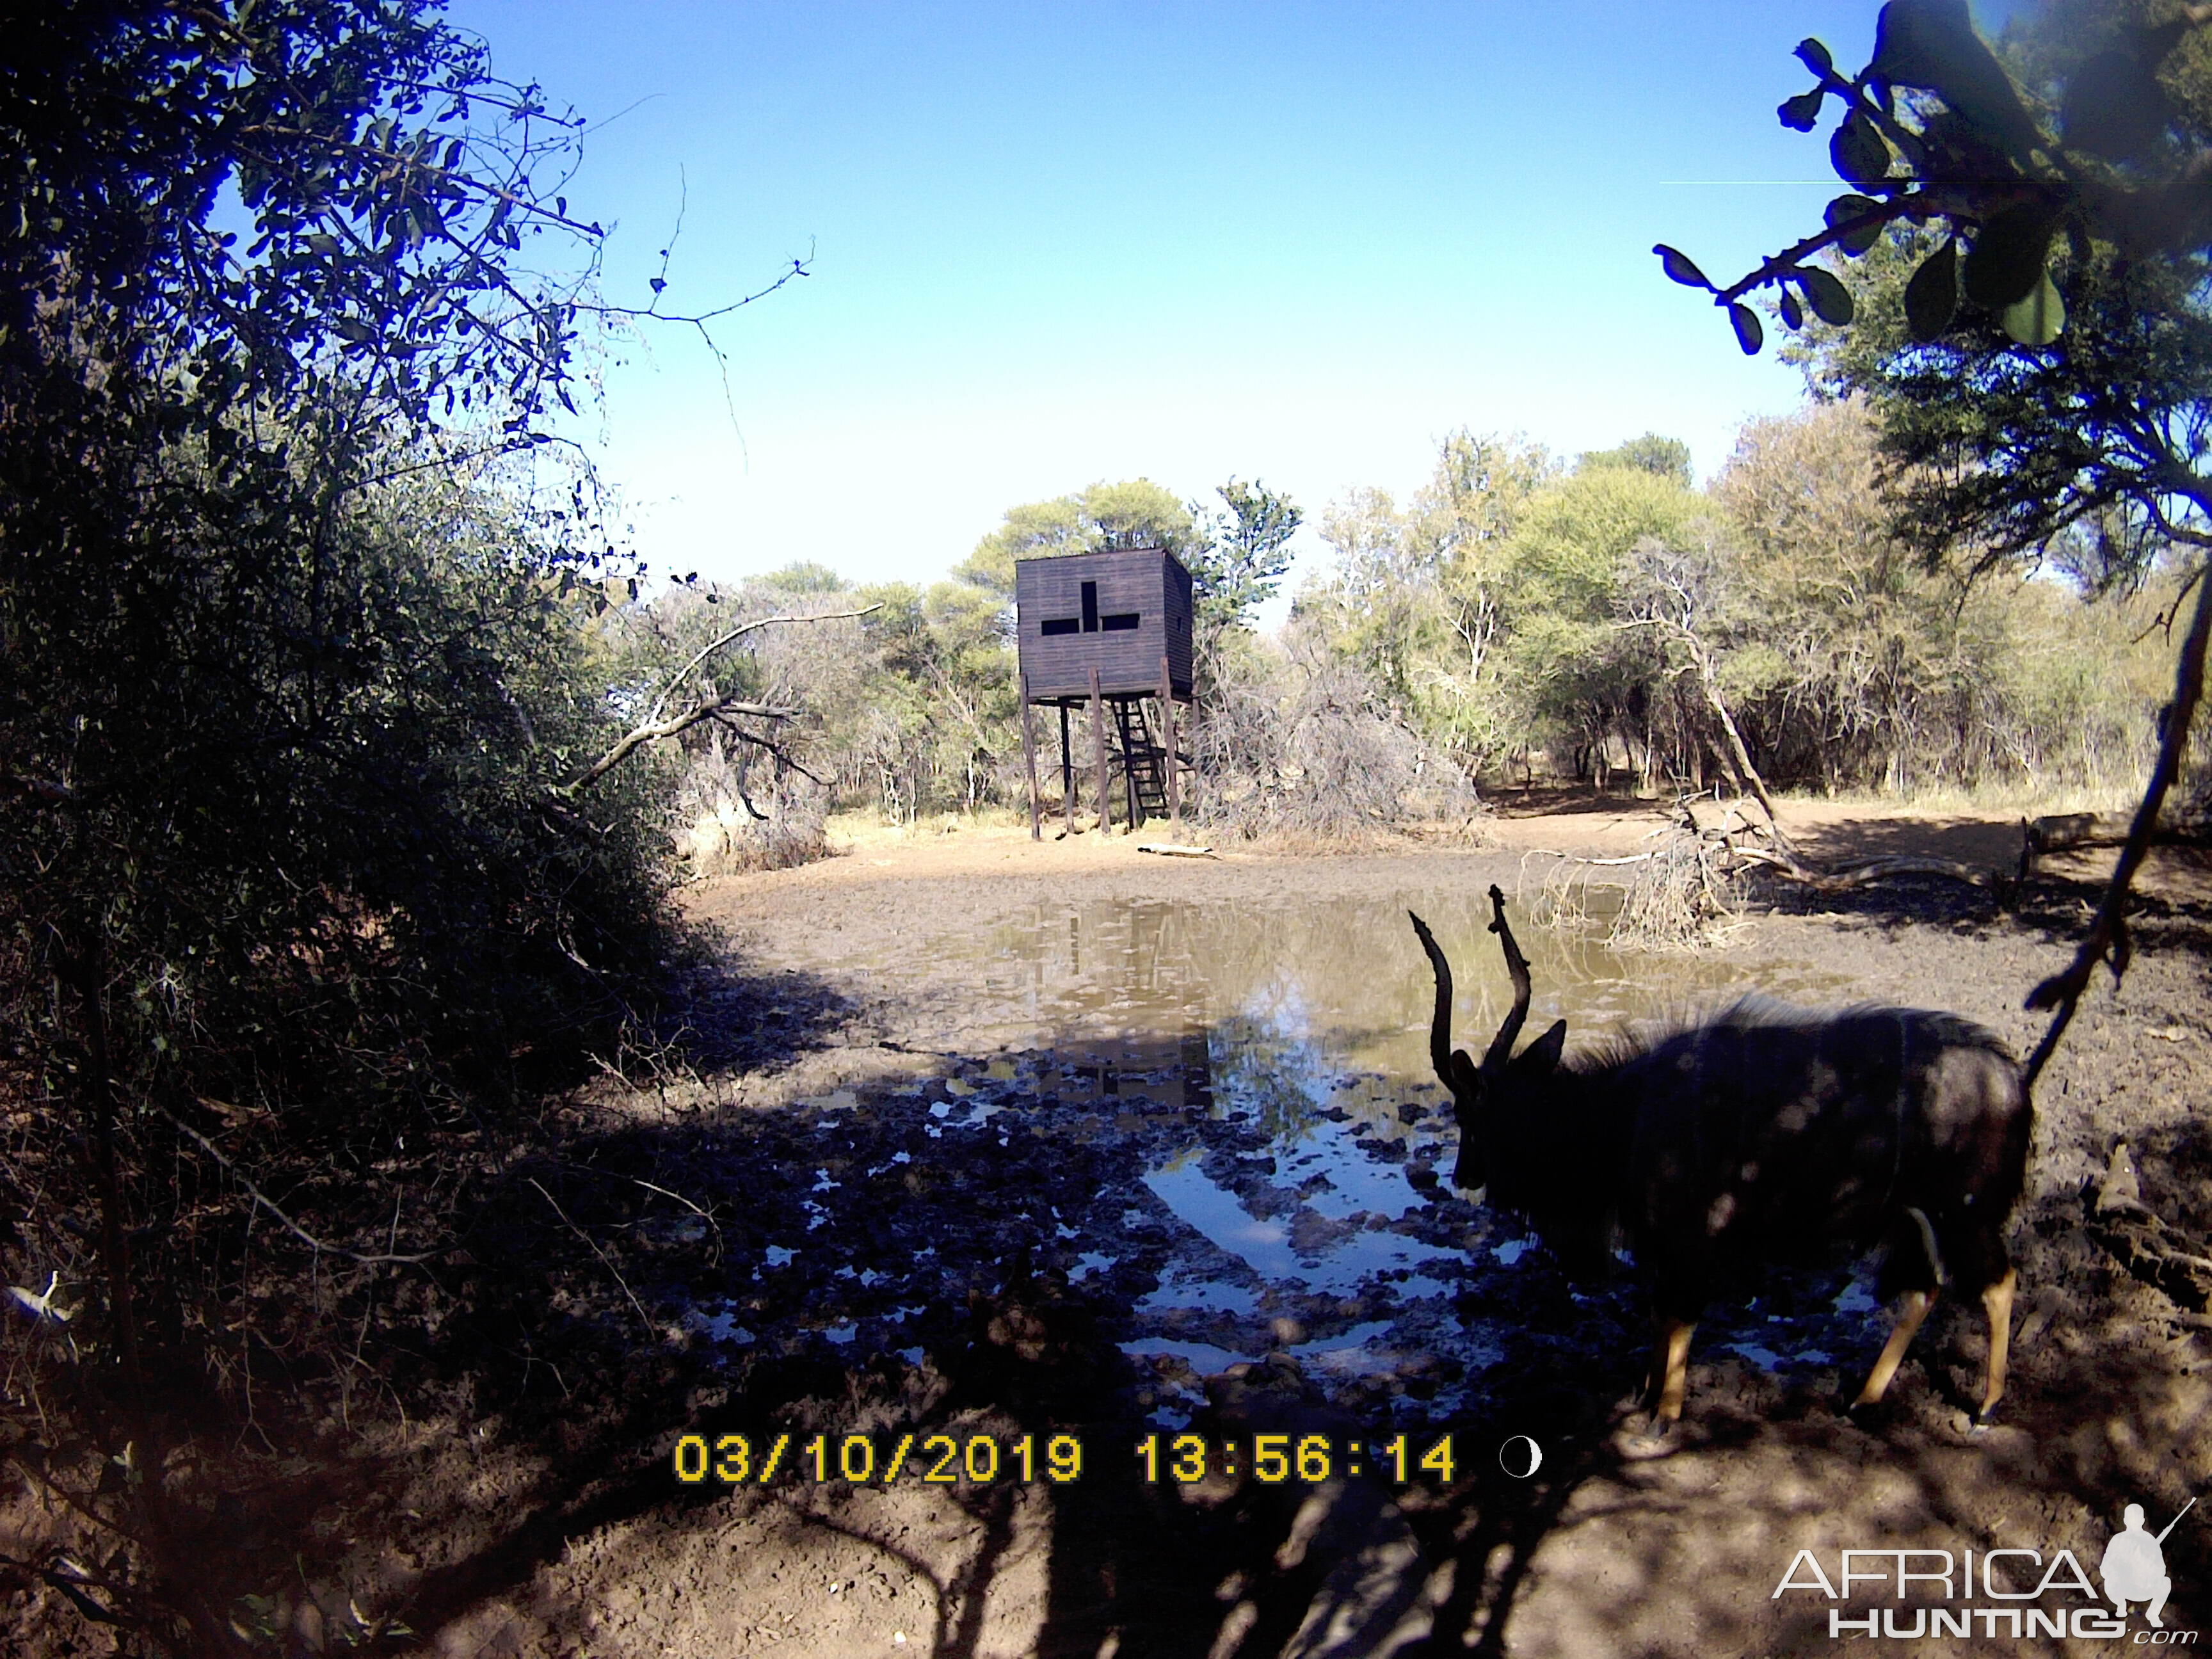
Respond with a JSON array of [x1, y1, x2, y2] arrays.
[[2020, 810, 2212, 871], [2088, 1144, 2212, 1315], [1530, 805, 1746, 949], [1735, 847, 1998, 890], [1521, 848, 1666, 867], [527, 1177, 655, 1336], [1136, 842, 1219, 859], [161, 1108, 438, 1265]]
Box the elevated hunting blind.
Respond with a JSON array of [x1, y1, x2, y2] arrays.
[[1013, 547, 1195, 840]]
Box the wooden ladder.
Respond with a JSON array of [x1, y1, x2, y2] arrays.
[[1111, 696, 1170, 824]]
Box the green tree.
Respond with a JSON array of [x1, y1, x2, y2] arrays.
[[1580, 433, 1695, 487], [853, 579, 1020, 815], [0, 6, 804, 1641], [1304, 433, 1559, 771], [1699, 399, 2160, 795], [956, 478, 1206, 596], [1662, 0, 2212, 1071], [1496, 463, 1701, 783], [1189, 477, 1303, 649]]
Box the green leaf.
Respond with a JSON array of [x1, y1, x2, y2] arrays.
[[1653, 244, 1712, 289], [1823, 194, 1884, 256], [1779, 90, 1825, 132], [1728, 302, 1763, 355], [1830, 111, 1893, 188], [1795, 37, 1834, 76], [1903, 236, 1958, 341], [1962, 206, 2055, 309], [1779, 288, 1804, 331], [1869, 0, 2040, 163], [2000, 268, 2064, 345], [1800, 266, 1855, 325], [2062, 49, 2170, 163]]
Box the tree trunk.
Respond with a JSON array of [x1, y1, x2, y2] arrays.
[[1681, 633, 1795, 854]]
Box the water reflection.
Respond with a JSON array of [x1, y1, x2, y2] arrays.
[[938, 892, 1859, 1419], [966, 888, 1845, 1140], [709, 889, 1871, 1422]]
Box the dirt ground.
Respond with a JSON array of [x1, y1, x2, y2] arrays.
[[20, 796, 2211, 1658]]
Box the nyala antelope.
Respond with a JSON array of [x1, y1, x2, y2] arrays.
[[1409, 886, 2029, 1428]]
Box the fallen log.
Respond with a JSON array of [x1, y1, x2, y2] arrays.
[[1732, 846, 1996, 890], [2022, 810, 2212, 872], [1136, 842, 1219, 859], [2087, 1142, 2212, 1315], [1813, 854, 1997, 890]]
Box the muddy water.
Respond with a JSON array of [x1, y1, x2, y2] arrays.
[[909, 892, 1861, 1423], [956, 885, 1845, 1078], [698, 890, 1891, 1428]]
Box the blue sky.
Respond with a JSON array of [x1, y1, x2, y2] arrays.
[[444, 1, 2015, 607]]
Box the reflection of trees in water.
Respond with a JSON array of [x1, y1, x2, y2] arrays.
[[1206, 1009, 1334, 1142], [988, 886, 1810, 1105]]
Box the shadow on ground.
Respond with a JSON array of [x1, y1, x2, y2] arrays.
[[352, 977, 2212, 1658], [1787, 810, 2027, 872]]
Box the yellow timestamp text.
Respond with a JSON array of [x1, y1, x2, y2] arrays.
[[1135, 1432, 1461, 1486], [672, 1431, 1086, 1487]]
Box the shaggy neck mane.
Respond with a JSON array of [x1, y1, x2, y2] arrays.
[[1560, 995, 1854, 1074]]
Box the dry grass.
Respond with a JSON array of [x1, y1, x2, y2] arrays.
[[677, 801, 830, 875]]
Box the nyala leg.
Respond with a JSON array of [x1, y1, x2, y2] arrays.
[[1854, 1288, 1936, 1409], [1976, 1269, 2017, 1422], [1647, 1315, 1696, 1425]]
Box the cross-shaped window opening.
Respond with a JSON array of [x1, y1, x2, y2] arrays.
[[1038, 579, 1138, 636]]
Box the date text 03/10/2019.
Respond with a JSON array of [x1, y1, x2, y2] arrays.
[[671, 1431, 1475, 1488]]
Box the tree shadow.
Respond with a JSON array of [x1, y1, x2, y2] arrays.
[[1491, 784, 1653, 819], [658, 951, 862, 1076], [1787, 810, 2025, 871], [148, 962, 2209, 1659]]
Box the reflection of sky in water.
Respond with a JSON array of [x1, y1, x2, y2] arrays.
[[1279, 1127, 1422, 1221], [1118, 1336, 1250, 1375], [1137, 1272, 1258, 1316], [1090, 897, 1867, 1403], [1142, 1152, 1457, 1297], [942, 886, 1853, 1084], [1143, 1158, 1301, 1281]]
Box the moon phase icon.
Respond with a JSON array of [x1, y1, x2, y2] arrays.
[[1499, 1436, 1543, 1479]]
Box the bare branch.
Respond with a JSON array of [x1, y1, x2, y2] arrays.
[[561, 696, 801, 799], [527, 1177, 653, 1336], [713, 718, 830, 786], [646, 606, 878, 728], [556, 604, 879, 798], [2024, 552, 2212, 1085], [160, 1109, 437, 1266]]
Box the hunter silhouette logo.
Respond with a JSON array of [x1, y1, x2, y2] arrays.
[[1771, 1494, 2200, 1641], [2104, 1498, 2195, 1631]]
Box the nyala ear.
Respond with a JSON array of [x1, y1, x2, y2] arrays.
[[1513, 1018, 1567, 1076]]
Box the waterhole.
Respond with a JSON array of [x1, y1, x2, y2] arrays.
[[689, 888, 1890, 1426]]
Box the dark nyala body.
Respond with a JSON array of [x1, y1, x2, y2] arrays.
[[1411, 889, 2030, 1427]]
